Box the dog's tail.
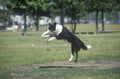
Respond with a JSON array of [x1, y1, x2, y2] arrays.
[[86, 45, 92, 49], [82, 44, 92, 50]]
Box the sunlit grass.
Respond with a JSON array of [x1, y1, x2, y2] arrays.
[[0, 24, 120, 79]]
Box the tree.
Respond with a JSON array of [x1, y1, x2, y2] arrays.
[[54, 0, 84, 34], [112, 0, 120, 10], [6, 0, 47, 31], [99, 0, 113, 32], [84, 0, 103, 33], [26, 0, 47, 31], [111, 0, 120, 24], [0, 0, 10, 29], [6, 0, 28, 31], [46, 0, 61, 21], [65, 0, 82, 34], [84, 0, 120, 33]]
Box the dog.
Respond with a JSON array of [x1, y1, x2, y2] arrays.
[[41, 22, 92, 62]]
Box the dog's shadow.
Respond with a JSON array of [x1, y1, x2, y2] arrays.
[[39, 66, 75, 69]]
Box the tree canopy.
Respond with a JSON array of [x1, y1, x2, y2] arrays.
[[83, 0, 120, 33], [6, 0, 48, 31], [5, 0, 120, 32]]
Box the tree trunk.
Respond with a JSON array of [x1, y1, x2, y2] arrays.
[[36, 10, 39, 31], [95, 10, 99, 33], [101, 10, 104, 32], [61, 6, 65, 26], [73, 20, 76, 34], [71, 16, 76, 34], [24, 11, 27, 31], [71, 20, 74, 34]]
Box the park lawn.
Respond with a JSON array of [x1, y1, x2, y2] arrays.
[[0, 24, 120, 79]]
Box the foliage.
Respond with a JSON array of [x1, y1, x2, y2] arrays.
[[111, 0, 120, 10], [6, 0, 47, 15], [0, 10, 10, 23], [83, 0, 114, 33], [5, 0, 48, 31], [84, 0, 115, 12], [54, 0, 85, 33], [0, 0, 11, 27], [4, 0, 120, 32]]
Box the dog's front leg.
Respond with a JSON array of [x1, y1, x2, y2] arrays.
[[47, 37, 56, 42], [42, 35, 50, 38], [41, 29, 50, 38]]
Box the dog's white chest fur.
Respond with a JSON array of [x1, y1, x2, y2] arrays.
[[53, 24, 63, 35]]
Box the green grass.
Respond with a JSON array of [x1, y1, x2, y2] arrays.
[[0, 24, 120, 79]]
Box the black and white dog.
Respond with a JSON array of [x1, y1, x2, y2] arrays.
[[41, 23, 92, 62]]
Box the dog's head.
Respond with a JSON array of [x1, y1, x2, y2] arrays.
[[41, 23, 63, 37], [48, 22, 57, 31]]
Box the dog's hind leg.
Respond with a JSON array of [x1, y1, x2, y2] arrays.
[[69, 43, 75, 62], [69, 43, 78, 62], [69, 53, 74, 62], [71, 43, 81, 62], [74, 50, 80, 62]]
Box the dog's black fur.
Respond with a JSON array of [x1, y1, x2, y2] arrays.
[[42, 23, 90, 62]]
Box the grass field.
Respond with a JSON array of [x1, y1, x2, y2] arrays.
[[0, 24, 120, 79]]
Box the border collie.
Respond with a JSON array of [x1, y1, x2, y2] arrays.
[[41, 23, 92, 62]]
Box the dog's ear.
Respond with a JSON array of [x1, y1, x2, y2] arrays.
[[53, 22, 57, 25], [49, 22, 57, 26], [48, 23, 52, 26], [48, 23, 56, 31]]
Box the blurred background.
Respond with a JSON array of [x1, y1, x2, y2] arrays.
[[0, 0, 120, 33]]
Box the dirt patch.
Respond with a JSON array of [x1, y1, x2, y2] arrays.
[[32, 60, 120, 70], [11, 60, 120, 79]]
